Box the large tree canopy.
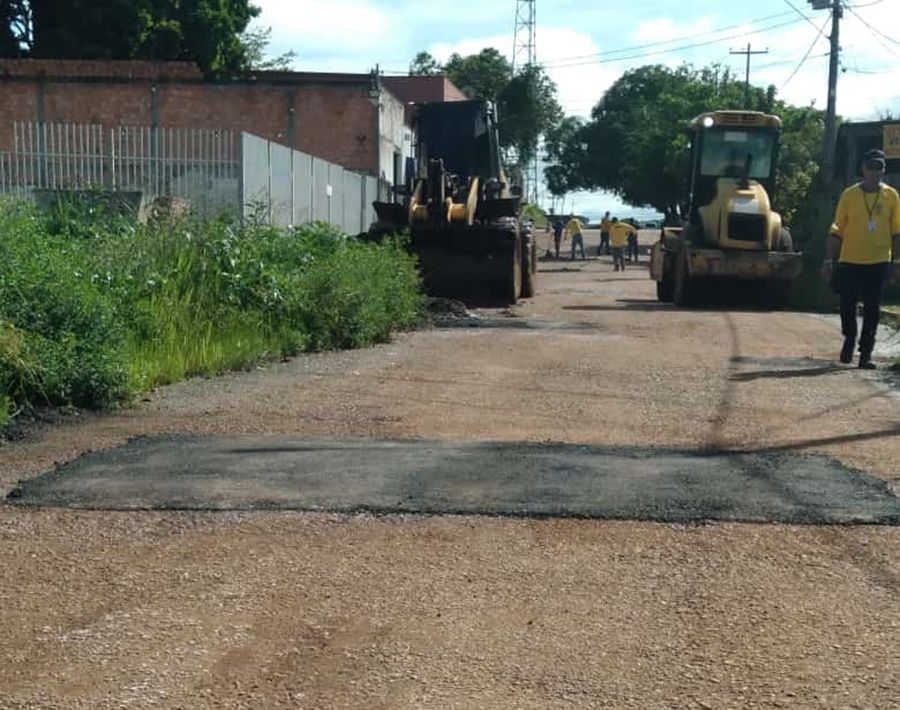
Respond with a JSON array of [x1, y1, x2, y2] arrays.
[[544, 63, 825, 222], [0, 0, 260, 73], [410, 48, 563, 181]]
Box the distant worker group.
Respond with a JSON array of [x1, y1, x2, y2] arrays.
[[550, 212, 640, 270]]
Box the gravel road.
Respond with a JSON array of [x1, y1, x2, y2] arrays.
[[1, 229, 899, 709]]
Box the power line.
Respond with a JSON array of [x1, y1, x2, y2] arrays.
[[380, 10, 813, 76], [780, 0, 828, 34], [544, 17, 806, 69], [779, 15, 830, 91], [539, 11, 799, 67], [756, 51, 829, 70], [844, 4, 900, 59]]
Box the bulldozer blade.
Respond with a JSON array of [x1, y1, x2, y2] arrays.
[[373, 201, 408, 224], [410, 223, 520, 306], [475, 197, 520, 222]]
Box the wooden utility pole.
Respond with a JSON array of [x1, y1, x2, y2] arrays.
[[730, 43, 769, 109], [808, 0, 842, 179]]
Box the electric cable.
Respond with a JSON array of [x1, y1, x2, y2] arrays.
[[540, 11, 797, 66], [545, 17, 807, 69], [779, 15, 831, 91], [780, 0, 828, 35], [845, 4, 900, 47], [382, 10, 804, 74]]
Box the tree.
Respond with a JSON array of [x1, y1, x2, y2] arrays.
[[545, 63, 823, 221], [443, 48, 511, 103], [240, 25, 296, 71], [408, 51, 442, 76], [433, 48, 562, 176], [542, 115, 585, 199], [0, 0, 260, 74], [0, 0, 30, 56], [497, 63, 563, 168]]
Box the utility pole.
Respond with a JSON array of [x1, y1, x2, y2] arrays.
[[730, 43, 768, 109], [809, 0, 842, 179], [512, 0, 540, 206]]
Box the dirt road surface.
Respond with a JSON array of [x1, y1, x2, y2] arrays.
[[2, 229, 899, 709]]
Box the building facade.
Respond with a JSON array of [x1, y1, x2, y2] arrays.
[[0, 60, 414, 191]]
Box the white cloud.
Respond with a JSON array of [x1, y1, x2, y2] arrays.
[[630, 17, 717, 44], [253, 0, 394, 57], [429, 28, 614, 119]]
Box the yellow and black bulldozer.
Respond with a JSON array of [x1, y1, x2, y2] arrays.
[[649, 110, 803, 308], [368, 100, 536, 306]]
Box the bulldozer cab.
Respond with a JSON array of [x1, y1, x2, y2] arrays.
[[688, 111, 780, 218], [414, 101, 505, 186]]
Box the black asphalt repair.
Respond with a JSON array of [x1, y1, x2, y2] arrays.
[[6, 437, 900, 525]]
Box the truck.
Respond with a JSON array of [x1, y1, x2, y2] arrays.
[[649, 110, 803, 308], [367, 100, 536, 306]]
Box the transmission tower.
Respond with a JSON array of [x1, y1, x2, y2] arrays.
[[512, 0, 535, 73], [512, 0, 540, 206]]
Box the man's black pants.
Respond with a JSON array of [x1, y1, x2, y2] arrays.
[[837, 262, 889, 356]]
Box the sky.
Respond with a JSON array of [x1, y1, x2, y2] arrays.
[[252, 0, 900, 219]]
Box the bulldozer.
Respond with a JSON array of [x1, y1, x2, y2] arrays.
[[368, 100, 536, 306], [649, 110, 803, 307]]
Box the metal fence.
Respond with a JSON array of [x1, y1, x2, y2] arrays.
[[0, 122, 380, 232], [0, 122, 241, 216]]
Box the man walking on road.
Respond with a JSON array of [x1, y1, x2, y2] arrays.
[[821, 148, 900, 369], [599, 211, 612, 256], [552, 217, 564, 259], [609, 217, 636, 271], [626, 221, 640, 263], [565, 216, 586, 261]]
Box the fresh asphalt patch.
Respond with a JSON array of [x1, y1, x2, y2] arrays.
[[6, 437, 900, 525]]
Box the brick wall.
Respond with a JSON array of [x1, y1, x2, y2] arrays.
[[0, 60, 379, 173]]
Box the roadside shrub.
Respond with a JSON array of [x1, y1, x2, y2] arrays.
[[292, 235, 423, 350], [0, 202, 129, 409], [0, 197, 424, 429]]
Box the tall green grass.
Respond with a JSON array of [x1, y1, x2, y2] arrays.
[[0, 197, 423, 429]]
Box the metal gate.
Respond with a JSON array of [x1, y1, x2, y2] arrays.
[[0, 122, 241, 215]]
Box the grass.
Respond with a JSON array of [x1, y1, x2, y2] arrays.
[[0, 197, 423, 431]]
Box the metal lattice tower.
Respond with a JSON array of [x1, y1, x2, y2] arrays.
[[512, 0, 540, 205], [512, 0, 536, 73]]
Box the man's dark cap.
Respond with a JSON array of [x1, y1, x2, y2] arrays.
[[863, 148, 886, 164]]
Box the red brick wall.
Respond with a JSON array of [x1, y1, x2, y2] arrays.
[[0, 83, 38, 133], [43, 84, 151, 126], [291, 85, 375, 171], [0, 61, 378, 173]]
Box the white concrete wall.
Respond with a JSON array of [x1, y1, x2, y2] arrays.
[[241, 133, 378, 233], [378, 90, 412, 191]]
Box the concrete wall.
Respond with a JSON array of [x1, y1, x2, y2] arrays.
[[378, 89, 411, 188], [241, 132, 377, 234]]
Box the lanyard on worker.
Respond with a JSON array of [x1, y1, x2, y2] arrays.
[[862, 185, 881, 233]]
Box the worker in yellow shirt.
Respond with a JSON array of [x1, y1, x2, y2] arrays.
[[822, 148, 900, 369], [608, 217, 637, 271], [565, 216, 586, 260]]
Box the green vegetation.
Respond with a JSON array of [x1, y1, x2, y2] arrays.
[[543, 64, 826, 230], [410, 49, 563, 180], [0, 198, 423, 430], [2, 0, 260, 74]]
